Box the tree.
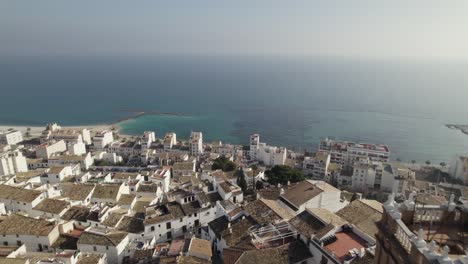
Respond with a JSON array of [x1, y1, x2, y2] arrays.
[[212, 156, 236, 172], [440, 162, 447, 167], [411, 160, 416, 164], [236, 170, 247, 192], [255, 181, 264, 190], [265, 165, 305, 185], [396, 158, 401, 162], [350, 192, 359, 202], [425, 160, 431, 165]]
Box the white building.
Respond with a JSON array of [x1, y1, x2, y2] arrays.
[[0, 149, 28, 176], [0, 214, 60, 252], [0, 184, 46, 214], [278, 180, 346, 214], [303, 151, 331, 179], [41, 123, 91, 145], [163, 132, 177, 150], [0, 130, 23, 145], [95, 151, 123, 164], [36, 140, 67, 159], [41, 165, 74, 184], [93, 131, 114, 150], [249, 134, 286, 166], [189, 131, 203, 156], [450, 155, 468, 185], [77, 230, 129, 264], [319, 138, 390, 167], [67, 141, 87, 156], [352, 162, 413, 194], [142, 131, 156, 150]]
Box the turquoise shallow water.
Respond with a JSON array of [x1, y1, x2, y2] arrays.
[[1, 55, 468, 163]]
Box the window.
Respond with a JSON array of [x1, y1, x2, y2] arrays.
[[106, 246, 109, 250], [166, 222, 171, 229], [167, 232, 172, 239], [151, 226, 155, 231], [182, 226, 187, 233], [16, 241, 21, 246], [180, 218, 183, 222], [194, 213, 197, 217], [3, 242, 7, 246], [93, 246, 97, 251]]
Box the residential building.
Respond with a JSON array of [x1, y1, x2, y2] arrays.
[[303, 151, 331, 179], [0, 214, 60, 252], [0, 150, 28, 176], [189, 131, 203, 156], [36, 140, 67, 159], [163, 133, 177, 150], [249, 134, 287, 166], [450, 155, 468, 185], [77, 229, 129, 264], [319, 138, 390, 166], [0, 130, 23, 145], [278, 180, 347, 214], [93, 131, 114, 150]]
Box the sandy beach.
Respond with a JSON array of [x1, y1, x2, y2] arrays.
[[0, 124, 125, 138]]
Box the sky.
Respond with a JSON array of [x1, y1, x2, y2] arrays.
[[1, 0, 468, 59]]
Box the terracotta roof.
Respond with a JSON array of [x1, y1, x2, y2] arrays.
[[0, 214, 56, 236], [235, 240, 311, 264], [243, 200, 282, 225], [117, 194, 135, 206], [280, 181, 322, 209], [289, 210, 327, 238], [188, 238, 212, 258], [78, 231, 127, 246], [60, 184, 94, 201], [336, 200, 383, 238], [33, 198, 69, 214], [307, 208, 347, 227], [76, 254, 105, 264], [0, 184, 42, 203], [116, 216, 144, 234], [61, 206, 90, 221], [92, 185, 120, 200]]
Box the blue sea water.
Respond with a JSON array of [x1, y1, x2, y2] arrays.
[[1, 55, 468, 163]]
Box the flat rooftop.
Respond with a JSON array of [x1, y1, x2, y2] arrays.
[[324, 231, 368, 262]]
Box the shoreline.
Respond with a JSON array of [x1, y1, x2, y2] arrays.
[[0, 111, 189, 138], [0, 123, 126, 138], [446, 124, 468, 136]]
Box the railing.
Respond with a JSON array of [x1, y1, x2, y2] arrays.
[[395, 219, 415, 253]]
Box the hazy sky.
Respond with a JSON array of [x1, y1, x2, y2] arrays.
[[1, 0, 468, 59]]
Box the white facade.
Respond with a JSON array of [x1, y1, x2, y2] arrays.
[[0, 130, 23, 145], [36, 140, 67, 159], [249, 134, 286, 166], [303, 152, 331, 179], [0, 150, 28, 176], [163, 133, 177, 150], [94, 131, 114, 150], [78, 231, 129, 264], [319, 138, 390, 166], [189, 132, 203, 156], [95, 152, 123, 164], [68, 141, 87, 156], [450, 155, 468, 185]]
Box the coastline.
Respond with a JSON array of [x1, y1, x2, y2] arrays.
[[0, 111, 188, 138], [0, 124, 124, 138], [446, 124, 468, 136]]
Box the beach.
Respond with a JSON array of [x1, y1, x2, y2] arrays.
[[0, 124, 124, 138]]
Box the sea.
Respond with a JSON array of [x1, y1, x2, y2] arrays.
[[1, 55, 468, 163]]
